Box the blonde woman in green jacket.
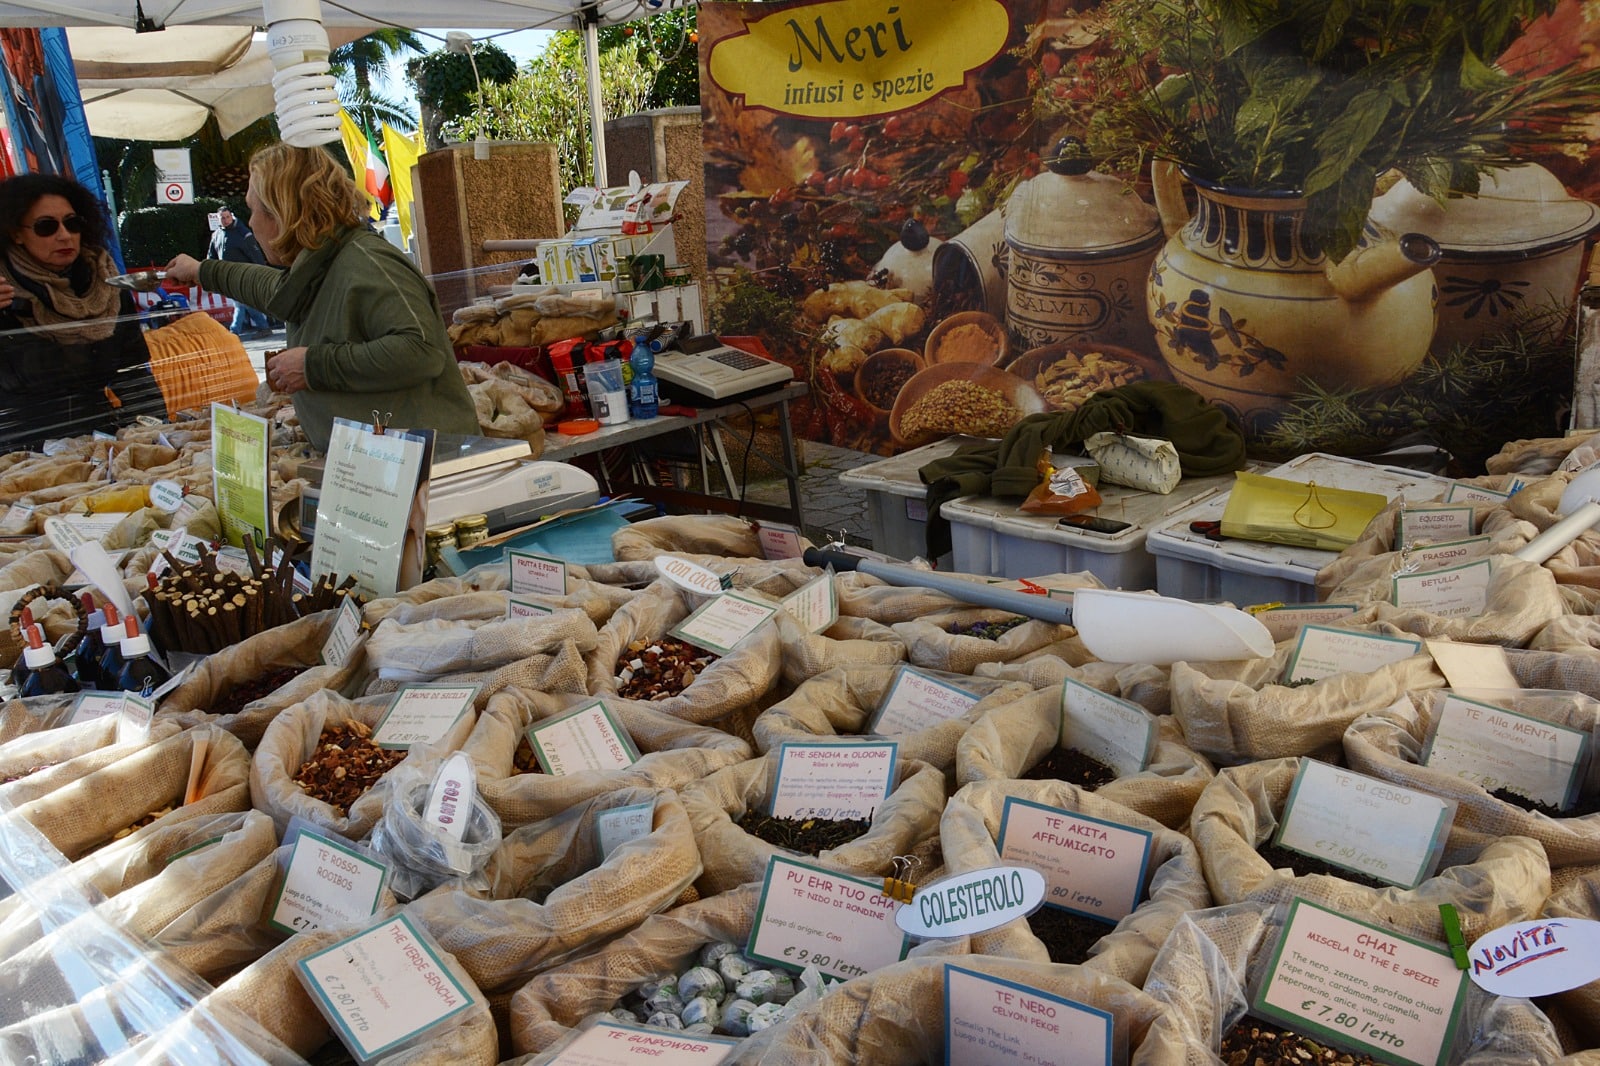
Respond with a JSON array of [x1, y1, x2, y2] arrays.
[[167, 143, 478, 451]]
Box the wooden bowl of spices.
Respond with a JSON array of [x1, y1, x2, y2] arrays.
[[854, 348, 924, 415], [925, 310, 1009, 366]]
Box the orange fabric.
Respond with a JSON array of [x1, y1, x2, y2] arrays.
[[143, 313, 261, 419]]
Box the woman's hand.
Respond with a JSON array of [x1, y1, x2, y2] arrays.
[[266, 347, 309, 394], [0, 278, 14, 307], [164, 254, 201, 285]]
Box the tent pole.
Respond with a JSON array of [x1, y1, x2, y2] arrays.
[[582, 14, 608, 186]]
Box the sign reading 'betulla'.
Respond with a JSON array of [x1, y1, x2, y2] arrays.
[[706, 0, 1009, 118]]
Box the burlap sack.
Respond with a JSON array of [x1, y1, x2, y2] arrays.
[[1316, 499, 1534, 601], [730, 955, 1164, 1065], [1132, 902, 1563, 1066], [1531, 614, 1600, 656], [465, 687, 751, 828], [364, 566, 634, 628], [1170, 630, 1446, 765], [892, 608, 1074, 674], [1486, 433, 1594, 476], [1190, 758, 1549, 943], [1541, 865, 1600, 1051], [682, 754, 946, 895], [771, 609, 907, 686], [976, 649, 1170, 707], [941, 779, 1210, 985], [366, 607, 597, 681], [5, 723, 249, 862], [1344, 688, 1600, 868], [1328, 555, 1569, 647], [611, 514, 814, 564], [250, 689, 477, 839], [0, 715, 185, 807], [157, 609, 370, 749], [403, 786, 701, 1002], [955, 684, 1214, 829], [587, 581, 783, 726], [362, 638, 592, 710], [195, 917, 498, 1063], [752, 664, 1034, 771], [509, 882, 765, 1054], [831, 569, 974, 622]]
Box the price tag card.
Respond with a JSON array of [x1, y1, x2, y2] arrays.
[[508, 594, 556, 619], [545, 1019, 740, 1064], [1445, 482, 1511, 505], [1250, 603, 1359, 643], [668, 591, 778, 655], [0, 502, 34, 533], [527, 699, 640, 776], [755, 521, 805, 560], [1404, 535, 1492, 573], [1255, 899, 1468, 1066], [116, 694, 153, 746], [321, 596, 364, 669], [268, 829, 387, 935], [509, 550, 569, 597], [43, 516, 86, 554], [747, 856, 910, 982], [780, 572, 838, 635], [298, 914, 479, 1062], [869, 666, 980, 736], [1275, 760, 1456, 888], [69, 691, 125, 725], [1283, 625, 1422, 685], [372, 685, 478, 749], [1060, 678, 1157, 777], [1392, 559, 1492, 618], [597, 799, 657, 860], [944, 965, 1114, 1066], [172, 493, 206, 526], [770, 741, 898, 821], [1396, 507, 1475, 547], [1423, 693, 1589, 810], [996, 797, 1152, 924]]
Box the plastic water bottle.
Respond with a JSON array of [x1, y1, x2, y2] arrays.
[[630, 345, 659, 420]]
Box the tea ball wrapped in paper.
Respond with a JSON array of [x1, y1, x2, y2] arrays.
[[716, 953, 754, 984], [721, 998, 760, 1037], [609, 1008, 641, 1024], [684, 1023, 716, 1035], [646, 1011, 685, 1030], [678, 965, 724, 1002], [644, 989, 684, 1016], [638, 974, 677, 1000], [747, 1002, 786, 1033], [735, 969, 784, 1004], [681, 995, 722, 1028], [699, 942, 737, 968]]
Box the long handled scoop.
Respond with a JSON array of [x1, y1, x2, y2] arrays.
[[802, 548, 1273, 664], [1514, 467, 1600, 565]]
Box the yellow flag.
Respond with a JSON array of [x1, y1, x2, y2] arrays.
[[383, 122, 424, 245], [337, 108, 382, 221]]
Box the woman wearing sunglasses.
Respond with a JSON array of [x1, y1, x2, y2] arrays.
[[166, 142, 477, 451], [0, 173, 163, 447]]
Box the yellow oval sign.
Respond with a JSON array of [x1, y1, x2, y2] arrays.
[[707, 0, 1010, 119]]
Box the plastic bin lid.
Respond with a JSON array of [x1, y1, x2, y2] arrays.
[[837, 435, 987, 496]]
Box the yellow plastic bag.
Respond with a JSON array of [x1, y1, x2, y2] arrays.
[[1220, 471, 1387, 550]]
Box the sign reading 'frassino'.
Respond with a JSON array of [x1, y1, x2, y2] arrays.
[[707, 0, 1010, 118]]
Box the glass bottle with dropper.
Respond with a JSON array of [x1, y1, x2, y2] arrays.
[[113, 616, 168, 698], [20, 623, 79, 697]]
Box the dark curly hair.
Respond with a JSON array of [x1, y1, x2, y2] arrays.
[[0, 173, 110, 252]]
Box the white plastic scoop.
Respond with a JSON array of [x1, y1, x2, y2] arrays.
[[1514, 466, 1600, 565]]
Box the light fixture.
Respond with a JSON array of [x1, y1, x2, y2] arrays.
[[444, 31, 491, 160], [262, 0, 341, 147]]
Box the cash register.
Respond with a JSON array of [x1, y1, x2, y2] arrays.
[[652, 333, 794, 405]]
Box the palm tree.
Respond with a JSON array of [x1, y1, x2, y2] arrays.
[[331, 29, 425, 132]]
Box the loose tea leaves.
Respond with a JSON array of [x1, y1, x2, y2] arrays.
[[945, 616, 1027, 640], [211, 666, 308, 717], [293, 720, 406, 814], [736, 811, 871, 855], [1256, 842, 1390, 890], [1022, 747, 1118, 790], [616, 637, 718, 701], [1027, 905, 1112, 965], [512, 738, 544, 775], [1488, 786, 1600, 818], [1220, 1017, 1381, 1066]]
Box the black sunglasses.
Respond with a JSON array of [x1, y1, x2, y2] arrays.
[[29, 215, 84, 238]]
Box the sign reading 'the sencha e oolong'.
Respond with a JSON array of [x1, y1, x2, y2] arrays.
[[707, 0, 1008, 118]]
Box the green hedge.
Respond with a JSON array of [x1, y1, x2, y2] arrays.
[[117, 197, 230, 269]]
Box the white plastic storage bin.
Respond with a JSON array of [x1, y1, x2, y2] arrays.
[[1147, 452, 1453, 606], [839, 436, 985, 565], [941, 471, 1241, 589]]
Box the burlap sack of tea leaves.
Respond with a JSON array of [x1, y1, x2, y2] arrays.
[[587, 581, 783, 726], [367, 606, 597, 682], [1190, 758, 1548, 944], [364, 563, 635, 628], [403, 786, 700, 1021], [1315, 498, 1535, 603], [731, 955, 1164, 1065], [251, 689, 477, 839], [613, 513, 815, 565], [751, 664, 1032, 772], [941, 779, 1210, 986], [956, 684, 1212, 830], [157, 609, 370, 749], [1343, 688, 1600, 869], [194, 918, 499, 1064], [1133, 902, 1563, 1066], [466, 688, 750, 828], [5, 723, 250, 862], [1486, 432, 1598, 477], [681, 753, 945, 895], [363, 638, 592, 714], [0, 715, 185, 807], [893, 608, 1074, 675], [1324, 554, 1569, 646], [976, 649, 1171, 709], [1169, 626, 1445, 765], [770, 609, 907, 687]]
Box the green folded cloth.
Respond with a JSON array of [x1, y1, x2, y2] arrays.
[[917, 380, 1247, 559]]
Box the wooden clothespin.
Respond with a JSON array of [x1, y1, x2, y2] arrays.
[[882, 855, 920, 904]]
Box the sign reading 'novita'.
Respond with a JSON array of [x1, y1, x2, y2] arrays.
[[895, 865, 1045, 939]]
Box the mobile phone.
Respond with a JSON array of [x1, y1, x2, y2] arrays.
[[1056, 514, 1134, 535]]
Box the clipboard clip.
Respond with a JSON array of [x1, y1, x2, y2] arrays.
[[371, 410, 393, 435], [882, 854, 920, 904]]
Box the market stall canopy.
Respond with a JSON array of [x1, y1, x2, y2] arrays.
[[0, 0, 660, 29]]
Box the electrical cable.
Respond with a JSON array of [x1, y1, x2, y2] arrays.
[[734, 400, 757, 519]]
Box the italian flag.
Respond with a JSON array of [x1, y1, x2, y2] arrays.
[[364, 125, 393, 210]]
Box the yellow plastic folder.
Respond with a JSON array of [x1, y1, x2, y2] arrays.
[[1220, 471, 1389, 551]]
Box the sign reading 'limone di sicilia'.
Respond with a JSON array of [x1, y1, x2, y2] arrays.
[[707, 0, 1009, 118]]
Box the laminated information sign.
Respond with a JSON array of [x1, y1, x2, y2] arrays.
[[997, 797, 1152, 923], [211, 402, 270, 550], [944, 965, 1114, 1066], [1275, 760, 1455, 888], [527, 700, 640, 776], [1060, 678, 1156, 776], [310, 418, 430, 599], [780, 572, 838, 634], [269, 829, 387, 934], [1391, 559, 1492, 619], [321, 596, 364, 668], [1251, 603, 1358, 644], [756, 521, 805, 560], [510, 550, 568, 596], [1283, 626, 1422, 685], [870, 666, 980, 736], [669, 591, 778, 655], [770, 741, 897, 820], [373, 685, 478, 749], [597, 799, 656, 860], [747, 856, 909, 981], [1423, 693, 1588, 810], [545, 1019, 739, 1064], [1396, 507, 1474, 547]]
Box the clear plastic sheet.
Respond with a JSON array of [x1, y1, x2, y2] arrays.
[[368, 764, 502, 900], [365, 606, 597, 682]]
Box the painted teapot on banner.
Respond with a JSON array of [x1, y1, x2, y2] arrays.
[[1147, 161, 1442, 437]]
